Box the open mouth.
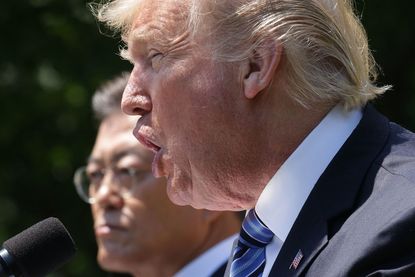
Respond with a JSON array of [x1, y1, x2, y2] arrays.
[[136, 133, 161, 154], [133, 127, 166, 177]]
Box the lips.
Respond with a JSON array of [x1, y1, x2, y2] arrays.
[[133, 124, 165, 177], [135, 131, 161, 154], [136, 133, 165, 177], [95, 223, 126, 237]]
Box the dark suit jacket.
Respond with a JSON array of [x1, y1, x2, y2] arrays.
[[269, 105, 415, 277]]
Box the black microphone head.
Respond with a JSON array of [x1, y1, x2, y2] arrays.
[[2, 217, 76, 277]]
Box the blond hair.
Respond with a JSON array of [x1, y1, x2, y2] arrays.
[[93, 0, 390, 109]]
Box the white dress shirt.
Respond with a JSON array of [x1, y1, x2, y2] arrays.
[[255, 104, 363, 277], [173, 234, 238, 277]]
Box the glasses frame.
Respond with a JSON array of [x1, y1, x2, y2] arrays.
[[73, 165, 144, 204]]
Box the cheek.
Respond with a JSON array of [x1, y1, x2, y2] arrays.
[[129, 180, 173, 224], [155, 60, 242, 165], [91, 205, 100, 221], [156, 59, 224, 114]]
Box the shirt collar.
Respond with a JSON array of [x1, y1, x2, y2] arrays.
[[255, 104, 362, 242], [173, 234, 237, 277]]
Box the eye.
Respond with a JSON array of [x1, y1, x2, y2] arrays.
[[87, 169, 105, 184], [149, 49, 162, 59], [148, 50, 163, 69], [133, 170, 150, 182], [115, 166, 150, 183], [116, 167, 133, 178]]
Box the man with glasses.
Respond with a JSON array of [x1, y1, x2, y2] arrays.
[[74, 72, 241, 277]]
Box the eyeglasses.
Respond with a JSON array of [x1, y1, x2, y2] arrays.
[[73, 166, 150, 204]]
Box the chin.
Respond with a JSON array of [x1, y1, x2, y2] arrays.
[[97, 243, 146, 272], [166, 178, 192, 206], [98, 252, 129, 273], [166, 188, 189, 207]]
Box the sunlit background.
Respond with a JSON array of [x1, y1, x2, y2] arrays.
[[0, 0, 414, 276]]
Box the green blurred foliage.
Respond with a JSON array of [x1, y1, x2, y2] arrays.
[[357, 0, 415, 128], [0, 0, 414, 276], [0, 0, 129, 276]]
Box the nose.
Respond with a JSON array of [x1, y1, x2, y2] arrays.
[[121, 66, 152, 116], [94, 174, 124, 209]]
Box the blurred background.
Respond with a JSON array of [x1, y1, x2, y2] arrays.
[[0, 0, 414, 276]]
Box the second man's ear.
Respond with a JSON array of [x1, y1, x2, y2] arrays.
[[243, 41, 283, 99]]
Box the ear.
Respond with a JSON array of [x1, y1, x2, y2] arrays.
[[243, 41, 283, 99]]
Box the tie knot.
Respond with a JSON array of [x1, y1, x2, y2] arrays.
[[239, 209, 274, 248]]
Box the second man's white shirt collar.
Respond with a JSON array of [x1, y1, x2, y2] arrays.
[[173, 234, 237, 277]]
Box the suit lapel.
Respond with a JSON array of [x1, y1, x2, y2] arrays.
[[269, 105, 390, 276]]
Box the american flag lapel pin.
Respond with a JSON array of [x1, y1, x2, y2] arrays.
[[289, 249, 304, 270]]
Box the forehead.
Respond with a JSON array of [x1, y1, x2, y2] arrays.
[[90, 114, 153, 164], [128, 0, 190, 42]]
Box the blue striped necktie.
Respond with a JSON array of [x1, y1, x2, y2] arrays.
[[230, 209, 274, 277]]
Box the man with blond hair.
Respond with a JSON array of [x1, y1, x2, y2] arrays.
[[93, 0, 415, 276]]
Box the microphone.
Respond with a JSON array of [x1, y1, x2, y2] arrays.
[[0, 217, 76, 277]]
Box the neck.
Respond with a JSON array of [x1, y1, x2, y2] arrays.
[[130, 212, 240, 277], [239, 88, 335, 209], [194, 211, 241, 253]]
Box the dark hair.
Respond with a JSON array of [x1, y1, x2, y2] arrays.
[[92, 72, 130, 120]]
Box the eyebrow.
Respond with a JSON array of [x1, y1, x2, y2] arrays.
[[121, 27, 158, 62], [127, 28, 152, 50], [132, 25, 169, 49], [87, 147, 152, 166], [130, 28, 151, 43]]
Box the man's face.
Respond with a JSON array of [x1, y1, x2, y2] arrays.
[[89, 113, 211, 273], [122, 0, 261, 210]]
